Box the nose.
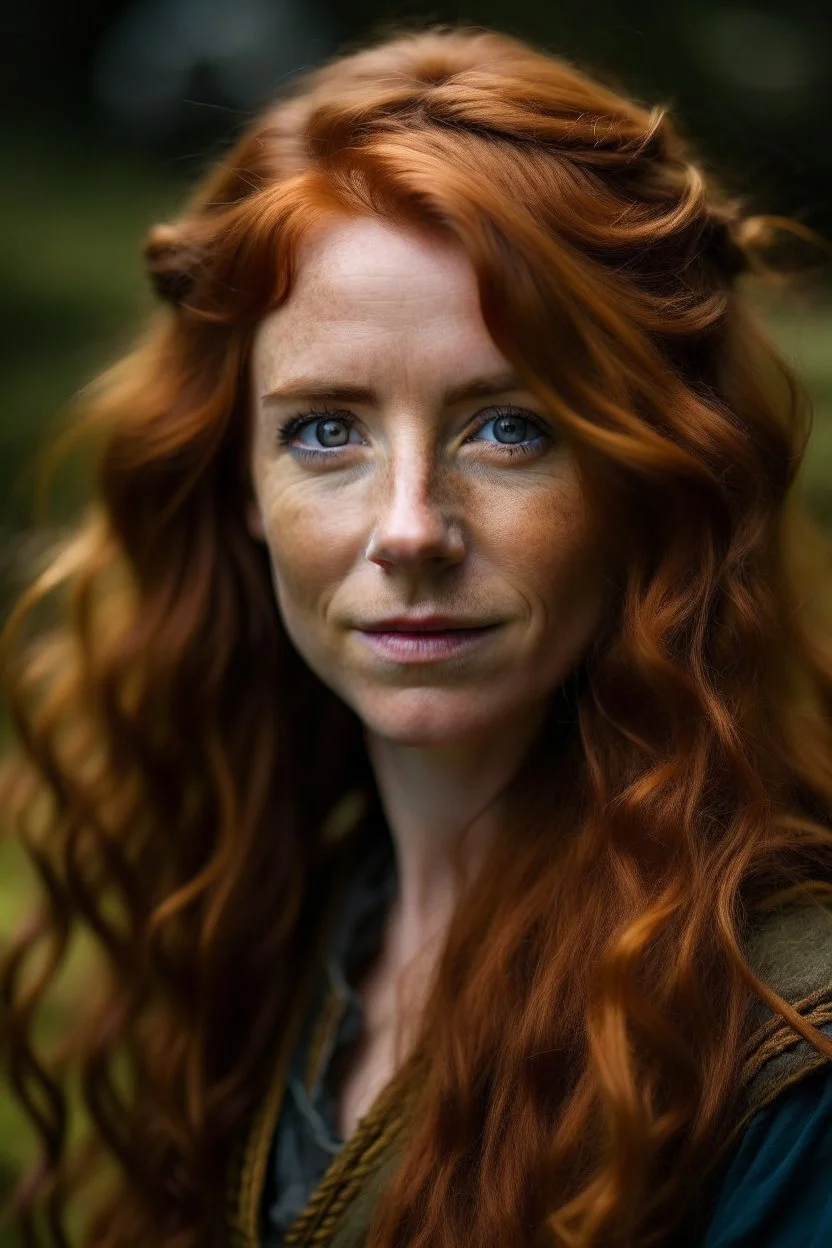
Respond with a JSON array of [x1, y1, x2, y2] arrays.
[[364, 458, 465, 573]]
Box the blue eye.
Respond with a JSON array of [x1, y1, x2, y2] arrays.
[[276, 408, 360, 459], [467, 406, 547, 456], [277, 409, 359, 454], [276, 404, 549, 461]]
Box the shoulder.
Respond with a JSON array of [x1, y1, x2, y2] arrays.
[[693, 904, 832, 1245], [716, 897, 832, 1163]]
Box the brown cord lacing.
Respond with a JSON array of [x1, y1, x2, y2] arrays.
[[738, 983, 832, 1061], [282, 1048, 426, 1247], [740, 997, 832, 1083]]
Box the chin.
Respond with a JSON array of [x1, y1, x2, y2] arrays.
[[354, 689, 503, 746]]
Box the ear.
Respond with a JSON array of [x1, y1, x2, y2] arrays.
[[245, 498, 266, 542]]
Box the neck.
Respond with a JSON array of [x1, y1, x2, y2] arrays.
[[362, 699, 550, 960]]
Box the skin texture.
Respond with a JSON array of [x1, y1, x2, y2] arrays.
[[247, 216, 613, 991]]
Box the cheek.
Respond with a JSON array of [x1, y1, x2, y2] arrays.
[[489, 479, 590, 598], [260, 487, 363, 613], [489, 479, 611, 663]]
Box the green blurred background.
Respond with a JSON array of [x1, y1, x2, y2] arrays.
[[1, 0, 831, 1240]]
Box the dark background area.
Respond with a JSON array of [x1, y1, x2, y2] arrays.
[[1, 1, 830, 1236], [6, 0, 832, 217]]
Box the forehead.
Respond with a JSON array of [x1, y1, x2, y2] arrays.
[[251, 216, 506, 383], [292, 215, 474, 305]]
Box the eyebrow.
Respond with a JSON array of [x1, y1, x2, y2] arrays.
[[261, 370, 527, 406]]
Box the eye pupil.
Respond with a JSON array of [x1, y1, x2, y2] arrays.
[[318, 418, 349, 447], [494, 413, 526, 444]]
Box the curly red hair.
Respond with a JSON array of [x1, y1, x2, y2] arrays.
[[3, 21, 832, 1248]]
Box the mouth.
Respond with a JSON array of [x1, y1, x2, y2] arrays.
[[356, 623, 501, 662], [361, 618, 500, 633]]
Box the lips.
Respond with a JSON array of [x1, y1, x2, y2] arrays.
[[356, 623, 500, 662], [361, 617, 494, 632]]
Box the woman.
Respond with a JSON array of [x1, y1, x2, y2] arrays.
[[3, 21, 832, 1248]]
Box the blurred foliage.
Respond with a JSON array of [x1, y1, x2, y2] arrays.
[[0, 136, 185, 536]]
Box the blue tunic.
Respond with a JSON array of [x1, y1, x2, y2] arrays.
[[259, 825, 832, 1246], [700, 1057, 832, 1246]]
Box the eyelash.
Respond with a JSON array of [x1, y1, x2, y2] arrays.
[[275, 404, 549, 462]]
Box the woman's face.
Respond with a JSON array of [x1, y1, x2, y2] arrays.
[[248, 216, 614, 746]]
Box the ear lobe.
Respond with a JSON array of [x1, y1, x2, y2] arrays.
[[245, 499, 266, 542]]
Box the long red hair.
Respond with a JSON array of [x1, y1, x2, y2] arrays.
[[4, 21, 832, 1248]]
